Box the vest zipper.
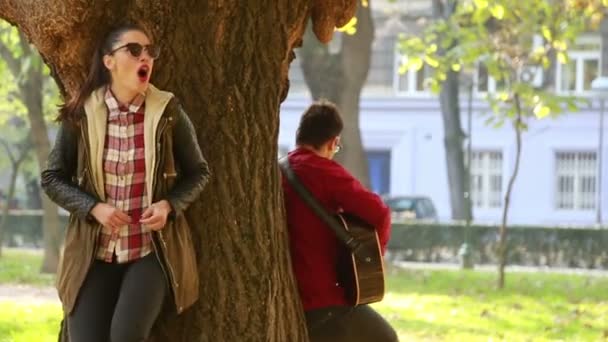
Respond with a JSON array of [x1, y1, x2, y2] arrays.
[[80, 122, 101, 267], [150, 117, 180, 293]]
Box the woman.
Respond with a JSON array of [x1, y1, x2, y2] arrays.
[[41, 23, 210, 342]]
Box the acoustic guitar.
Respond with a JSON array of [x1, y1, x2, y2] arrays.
[[336, 213, 385, 306]]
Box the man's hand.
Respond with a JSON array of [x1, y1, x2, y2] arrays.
[[90, 203, 131, 231], [140, 200, 173, 231]]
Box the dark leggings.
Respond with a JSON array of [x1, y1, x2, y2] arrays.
[[305, 305, 399, 342], [68, 252, 168, 342]]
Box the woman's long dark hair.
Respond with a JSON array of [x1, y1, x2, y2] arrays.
[[57, 23, 148, 124]]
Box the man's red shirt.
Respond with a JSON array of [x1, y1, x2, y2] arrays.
[[282, 148, 391, 311]]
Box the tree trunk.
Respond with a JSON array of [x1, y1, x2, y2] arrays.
[[440, 70, 472, 221], [20, 55, 61, 274], [300, 0, 373, 186], [25, 176, 42, 209], [497, 95, 523, 289], [0, 166, 18, 257], [434, 0, 472, 221], [0, 138, 30, 257], [0, 1, 357, 340]]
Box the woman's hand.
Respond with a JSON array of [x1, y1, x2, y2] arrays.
[[140, 200, 173, 231], [90, 203, 131, 231]]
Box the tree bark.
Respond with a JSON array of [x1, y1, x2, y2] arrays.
[[300, 0, 373, 186], [440, 70, 472, 221], [433, 0, 472, 221], [0, 0, 357, 340]]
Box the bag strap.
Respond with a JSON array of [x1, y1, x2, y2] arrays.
[[279, 157, 362, 253]]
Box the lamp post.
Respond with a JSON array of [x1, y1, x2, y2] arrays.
[[591, 76, 608, 225]]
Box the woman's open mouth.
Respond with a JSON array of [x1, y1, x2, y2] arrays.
[[137, 65, 150, 82]]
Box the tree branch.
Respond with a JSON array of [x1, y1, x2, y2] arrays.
[[18, 30, 32, 59], [0, 38, 20, 77], [432, 0, 444, 19], [15, 139, 32, 165], [447, 0, 458, 17], [0, 137, 16, 165], [310, 0, 358, 43]]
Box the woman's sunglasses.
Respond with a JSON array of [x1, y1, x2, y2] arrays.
[[108, 42, 160, 59]]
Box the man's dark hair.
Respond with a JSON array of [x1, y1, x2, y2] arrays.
[[296, 100, 343, 149]]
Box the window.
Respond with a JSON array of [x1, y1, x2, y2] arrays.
[[367, 150, 391, 195], [555, 152, 596, 210], [278, 145, 289, 159], [475, 62, 536, 94], [476, 64, 489, 93], [471, 151, 503, 209], [393, 52, 431, 96], [474, 35, 543, 94], [556, 36, 600, 94], [475, 63, 505, 94]]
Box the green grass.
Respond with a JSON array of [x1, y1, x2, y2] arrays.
[[374, 266, 608, 341], [0, 302, 60, 342], [0, 249, 54, 286], [1, 249, 608, 341]]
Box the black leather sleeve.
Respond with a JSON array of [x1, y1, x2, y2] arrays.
[[165, 107, 211, 214], [40, 122, 99, 219]]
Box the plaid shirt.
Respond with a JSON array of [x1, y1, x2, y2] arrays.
[[95, 88, 153, 263]]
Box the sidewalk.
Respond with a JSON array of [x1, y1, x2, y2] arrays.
[[395, 261, 608, 277], [0, 284, 59, 304], [1, 261, 607, 305]]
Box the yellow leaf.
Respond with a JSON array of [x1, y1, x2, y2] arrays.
[[532, 46, 546, 56], [557, 52, 569, 64], [553, 40, 567, 51], [408, 57, 424, 71], [541, 26, 552, 41], [452, 63, 462, 72], [361, 0, 369, 7], [463, 2, 475, 12], [591, 12, 604, 28], [336, 17, 358, 35], [474, 0, 489, 9], [398, 63, 408, 75], [490, 5, 505, 19], [534, 104, 551, 119], [425, 56, 440, 68], [426, 44, 438, 54]]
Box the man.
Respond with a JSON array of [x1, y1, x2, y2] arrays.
[[281, 100, 398, 341]]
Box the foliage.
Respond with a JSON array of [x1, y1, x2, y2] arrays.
[[388, 222, 608, 268], [0, 19, 60, 184], [397, 0, 601, 124], [398, 0, 607, 287], [0, 20, 61, 120], [1, 213, 68, 247]]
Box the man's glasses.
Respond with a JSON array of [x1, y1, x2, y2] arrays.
[[334, 143, 342, 154], [108, 43, 160, 59]]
